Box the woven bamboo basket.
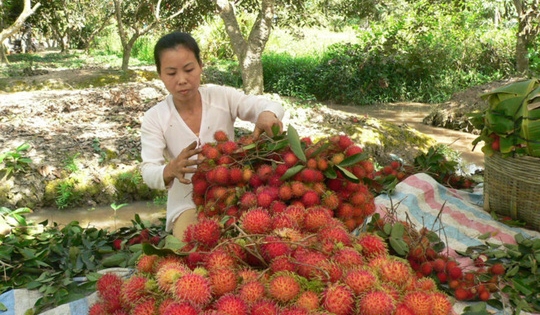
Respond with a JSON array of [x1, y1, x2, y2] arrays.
[[483, 152, 540, 230]]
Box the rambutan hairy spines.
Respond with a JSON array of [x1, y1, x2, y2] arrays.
[[303, 206, 332, 232], [343, 267, 379, 295], [214, 294, 249, 315], [193, 218, 222, 248], [357, 232, 389, 260], [239, 281, 266, 305], [214, 130, 229, 142], [250, 299, 279, 315], [174, 273, 213, 307], [204, 249, 238, 270], [136, 254, 159, 274], [209, 268, 239, 296], [296, 290, 320, 311], [161, 301, 199, 315], [322, 283, 355, 315], [267, 272, 302, 303], [283, 151, 299, 167], [120, 275, 149, 305], [239, 207, 272, 234], [357, 290, 396, 315], [221, 140, 239, 155]]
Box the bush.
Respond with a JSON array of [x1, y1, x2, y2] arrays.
[[263, 52, 320, 100]]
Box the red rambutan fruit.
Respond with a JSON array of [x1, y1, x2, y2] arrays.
[[267, 272, 301, 303], [229, 167, 244, 184], [301, 190, 321, 207], [120, 275, 149, 305], [343, 267, 379, 295], [256, 164, 274, 183], [317, 226, 352, 247], [239, 191, 257, 210], [174, 273, 212, 307], [269, 256, 297, 273], [193, 218, 222, 248], [136, 254, 159, 274], [296, 290, 320, 311], [209, 268, 239, 296], [155, 262, 190, 294], [239, 207, 272, 234], [221, 141, 239, 155], [239, 281, 266, 305], [214, 130, 229, 142], [283, 151, 299, 167], [357, 290, 396, 315], [332, 247, 363, 269], [304, 206, 333, 232], [131, 298, 157, 315], [250, 299, 279, 315], [260, 235, 292, 260], [322, 283, 355, 315], [214, 293, 248, 315], [403, 291, 432, 315], [161, 301, 199, 315], [204, 249, 238, 270], [356, 232, 388, 260], [256, 190, 275, 208], [431, 292, 453, 315]]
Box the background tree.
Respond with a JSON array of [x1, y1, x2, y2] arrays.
[[0, 0, 40, 63], [215, 0, 306, 95], [513, 0, 540, 73], [113, 0, 214, 71], [27, 0, 89, 52]]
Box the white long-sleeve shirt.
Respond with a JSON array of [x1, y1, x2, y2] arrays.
[[140, 84, 285, 231]]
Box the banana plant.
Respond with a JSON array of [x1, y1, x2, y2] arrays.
[[472, 79, 540, 157]]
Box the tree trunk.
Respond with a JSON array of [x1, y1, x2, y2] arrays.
[[516, 24, 529, 74], [0, 0, 40, 63], [217, 0, 274, 95], [121, 37, 138, 71], [514, 0, 529, 74]]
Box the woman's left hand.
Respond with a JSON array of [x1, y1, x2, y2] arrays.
[[253, 111, 283, 138]]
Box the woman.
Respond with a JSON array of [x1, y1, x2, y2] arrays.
[[140, 32, 285, 239]]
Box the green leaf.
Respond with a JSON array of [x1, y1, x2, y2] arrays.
[[16, 143, 31, 152], [389, 238, 408, 256], [478, 232, 492, 240], [323, 167, 337, 179], [142, 242, 184, 257], [338, 153, 368, 167], [506, 265, 520, 277], [382, 223, 392, 236], [335, 165, 359, 183], [287, 125, 306, 162], [512, 278, 533, 295], [101, 252, 129, 267], [0, 303, 6, 311], [462, 302, 490, 315], [280, 165, 305, 181], [390, 223, 404, 238]]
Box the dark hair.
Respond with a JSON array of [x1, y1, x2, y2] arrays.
[[153, 32, 201, 74]]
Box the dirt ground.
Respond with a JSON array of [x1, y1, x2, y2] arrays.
[[1, 67, 507, 220]]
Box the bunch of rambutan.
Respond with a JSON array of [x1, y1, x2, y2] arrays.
[[89, 127, 455, 315]]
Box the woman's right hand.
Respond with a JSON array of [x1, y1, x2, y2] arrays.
[[163, 141, 203, 185]]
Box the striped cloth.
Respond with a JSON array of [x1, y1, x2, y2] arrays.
[[374, 173, 540, 315]]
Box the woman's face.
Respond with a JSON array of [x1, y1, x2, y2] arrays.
[[159, 45, 203, 105]]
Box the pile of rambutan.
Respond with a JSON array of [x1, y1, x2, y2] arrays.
[[89, 127, 455, 315]]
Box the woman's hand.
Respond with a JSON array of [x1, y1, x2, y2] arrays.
[[163, 141, 203, 185], [253, 111, 283, 138]]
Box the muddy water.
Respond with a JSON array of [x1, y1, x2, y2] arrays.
[[26, 201, 166, 230], [328, 102, 485, 170]]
